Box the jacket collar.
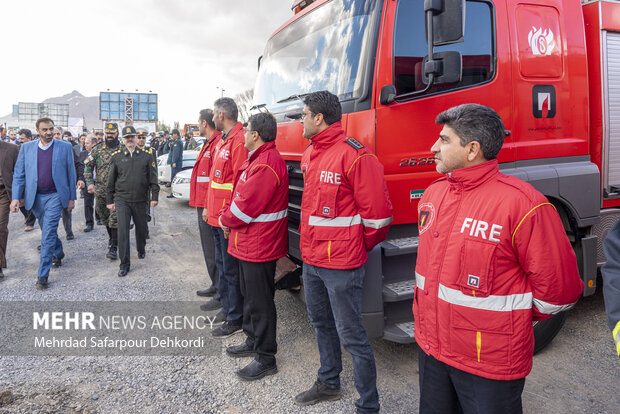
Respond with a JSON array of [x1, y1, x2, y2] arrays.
[[447, 159, 499, 190], [222, 122, 243, 141], [248, 140, 276, 163], [309, 122, 345, 150]]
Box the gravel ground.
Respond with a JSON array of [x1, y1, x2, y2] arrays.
[[0, 188, 618, 413]]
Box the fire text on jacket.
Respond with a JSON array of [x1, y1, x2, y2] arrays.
[[218, 149, 230, 160], [320, 171, 341, 184], [460, 218, 502, 242]]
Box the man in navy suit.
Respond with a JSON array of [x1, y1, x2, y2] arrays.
[[10, 117, 77, 289]]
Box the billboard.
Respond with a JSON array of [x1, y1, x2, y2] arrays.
[[99, 92, 157, 121], [18, 102, 69, 127]]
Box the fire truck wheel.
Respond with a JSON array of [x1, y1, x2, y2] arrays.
[[533, 311, 568, 354]]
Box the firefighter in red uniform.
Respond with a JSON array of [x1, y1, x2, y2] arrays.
[[191, 109, 223, 318], [218, 112, 289, 380], [415, 104, 584, 413], [202, 97, 248, 337], [294, 91, 393, 413]]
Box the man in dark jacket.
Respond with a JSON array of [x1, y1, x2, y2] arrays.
[[79, 136, 98, 232], [0, 140, 20, 278], [107, 126, 159, 277], [166, 129, 184, 195]]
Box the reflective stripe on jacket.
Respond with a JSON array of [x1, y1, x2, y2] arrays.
[[299, 122, 393, 269], [414, 160, 584, 380], [602, 217, 620, 357], [205, 122, 247, 226], [189, 130, 221, 208], [219, 141, 289, 262]]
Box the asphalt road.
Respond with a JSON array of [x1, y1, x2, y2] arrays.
[[0, 188, 618, 413]]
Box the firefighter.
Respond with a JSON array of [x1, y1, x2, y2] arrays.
[[414, 104, 584, 413], [602, 217, 620, 358], [203, 97, 248, 337], [218, 112, 288, 381], [294, 91, 393, 413], [191, 109, 223, 317]]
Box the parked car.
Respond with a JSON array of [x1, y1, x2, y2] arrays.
[[171, 169, 192, 201], [157, 143, 203, 183]]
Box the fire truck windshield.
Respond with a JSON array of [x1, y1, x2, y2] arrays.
[[253, 0, 380, 114]]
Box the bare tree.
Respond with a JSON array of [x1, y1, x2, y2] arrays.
[[173, 121, 180, 131], [234, 89, 254, 123], [156, 120, 171, 132]]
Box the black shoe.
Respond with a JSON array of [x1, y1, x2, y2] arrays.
[[96, 219, 103, 226], [146, 214, 151, 223], [83, 225, 93, 232], [196, 285, 217, 297], [37, 245, 41, 252], [211, 310, 226, 325], [211, 321, 242, 338], [37, 277, 49, 289], [165, 183, 171, 188], [294, 379, 341, 406], [129, 223, 134, 230], [166, 194, 175, 198], [226, 342, 255, 358], [0, 268, 4, 279], [138, 252, 145, 259], [235, 360, 277, 381], [118, 269, 128, 277], [106, 246, 118, 260], [66, 233, 75, 241], [52, 252, 65, 268], [200, 298, 222, 312]]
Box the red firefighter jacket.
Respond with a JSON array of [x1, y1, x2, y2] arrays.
[[414, 160, 584, 380], [189, 130, 222, 208], [219, 141, 289, 262], [299, 122, 393, 269], [205, 122, 248, 226]]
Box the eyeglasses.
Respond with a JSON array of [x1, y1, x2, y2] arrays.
[[301, 111, 315, 120]]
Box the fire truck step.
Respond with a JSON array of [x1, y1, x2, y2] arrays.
[[382, 236, 419, 257], [383, 280, 415, 302], [383, 321, 415, 344]]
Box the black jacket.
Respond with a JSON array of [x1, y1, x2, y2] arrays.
[[0, 141, 20, 198], [106, 147, 160, 204]]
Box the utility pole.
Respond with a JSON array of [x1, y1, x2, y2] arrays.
[[216, 86, 225, 98]]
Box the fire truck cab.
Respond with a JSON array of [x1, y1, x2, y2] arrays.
[[252, 0, 620, 350]]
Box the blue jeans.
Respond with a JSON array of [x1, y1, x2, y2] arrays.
[[212, 226, 243, 324], [32, 192, 64, 278], [302, 263, 379, 414]]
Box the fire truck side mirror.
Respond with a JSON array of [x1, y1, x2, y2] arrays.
[[379, 85, 397, 105], [258, 55, 263, 71], [425, 0, 465, 46], [421, 51, 463, 85]]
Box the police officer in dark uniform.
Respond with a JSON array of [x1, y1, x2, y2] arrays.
[[106, 126, 160, 277]]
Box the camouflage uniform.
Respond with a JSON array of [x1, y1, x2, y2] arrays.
[[84, 142, 124, 228]]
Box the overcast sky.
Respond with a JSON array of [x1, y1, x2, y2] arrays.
[[1, 0, 291, 124]]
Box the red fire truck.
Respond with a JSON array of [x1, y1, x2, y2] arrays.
[[252, 0, 620, 351]]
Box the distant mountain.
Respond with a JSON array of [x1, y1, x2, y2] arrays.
[[0, 90, 100, 129]]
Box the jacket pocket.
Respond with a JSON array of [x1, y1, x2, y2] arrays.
[[456, 239, 497, 297], [314, 184, 339, 219], [311, 184, 351, 241], [450, 305, 513, 366]]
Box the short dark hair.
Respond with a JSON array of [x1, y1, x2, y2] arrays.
[[435, 104, 505, 160], [214, 97, 238, 122], [36, 117, 55, 129], [303, 91, 342, 125], [199, 109, 216, 130], [63, 131, 73, 137], [18, 128, 32, 139], [95, 131, 104, 136], [171, 129, 180, 136], [248, 113, 277, 143]]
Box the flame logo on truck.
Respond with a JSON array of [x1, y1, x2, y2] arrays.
[[528, 27, 555, 56]]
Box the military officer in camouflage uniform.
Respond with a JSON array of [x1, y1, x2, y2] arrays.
[[84, 122, 123, 260]]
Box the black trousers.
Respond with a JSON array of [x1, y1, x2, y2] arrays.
[[197, 208, 219, 299], [418, 347, 525, 414], [240, 259, 278, 365], [20, 206, 36, 227], [61, 208, 73, 236], [83, 190, 95, 226], [116, 199, 148, 271]]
